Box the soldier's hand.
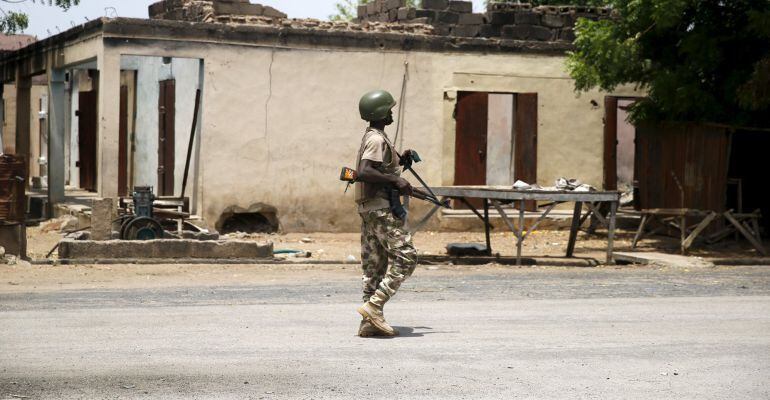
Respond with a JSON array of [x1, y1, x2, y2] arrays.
[[395, 177, 413, 195]]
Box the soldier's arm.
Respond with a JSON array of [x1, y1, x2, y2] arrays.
[[357, 159, 412, 195]]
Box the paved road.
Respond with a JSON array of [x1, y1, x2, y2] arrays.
[[1, 265, 769, 399]]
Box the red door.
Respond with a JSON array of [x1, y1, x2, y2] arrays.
[[77, 90, 98, 192], [514, 93, 538, 211], [158, 79, 175, 196], [454, 92, 488, 208]]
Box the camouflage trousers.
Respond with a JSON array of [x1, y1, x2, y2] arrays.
[[360, 209, 418, 306]]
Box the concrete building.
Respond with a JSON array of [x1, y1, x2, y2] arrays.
[[0, 1, 638, 232]]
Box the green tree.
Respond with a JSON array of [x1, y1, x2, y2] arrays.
[[330, 0, 417, 21], [567, 0, 770, 127], [1, 0, 80, 34]]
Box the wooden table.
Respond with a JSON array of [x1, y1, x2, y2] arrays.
[[410, 186, 621, 265]]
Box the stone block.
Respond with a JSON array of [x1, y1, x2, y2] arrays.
[[148, 2, 166, 18], [358, 5, 368, 19], [488, 11, 515, 25], [433, 24, 453, 36], [58, 239, 274, 260], [542, 13, 565, 28], [91, 198, 115, 241], [452, 24, 479, 37], [421, 0, 448, 11], [375, 0, 386, 13], [398, 7, 416, 20], [213, 2, 263, 16], [479, 24, 501, 37], [262, 5, 287, 18], [448, 1, 473, 13], [436, 11, 459, 24], [378, 13, 390, 22], [389, 8, 398, 21], [458, 13, 484, 25], [406, 17, 431, 24], [386, 0, 407, 11], [501, 24, 554, 41], [514, 11, 542, 25]]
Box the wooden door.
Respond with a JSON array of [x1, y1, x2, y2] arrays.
[[118, 85, 129, 197], [514, 93, 538, 211], [454, 92, 488, 208], [158, 79, 175, 196], [603, 96, 618, 191], [77, 90, 98, 192]]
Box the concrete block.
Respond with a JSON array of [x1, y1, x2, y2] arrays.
[[458, 13, 484, 25], [386, 0, 407, 11], [366, 2, 378, 15], [488, 11, 515, 25], [436, 11, 459, 24], [262, 5, 287, 18], [542, 13, 565, 28], [502, 24, 554, 41], [479, 24, 501, 37], [213, 2, 263, 16], [559, 28, 576, 42], [415, 9, 437, 21], [58, 239, 274, 260], [514, 11, 542, 25], [448, 1, 472, 13], [91, 198, 115, 241], [421, 0, 448, 11], [452, 24, 479, 37], [398, 7, 416, 20]]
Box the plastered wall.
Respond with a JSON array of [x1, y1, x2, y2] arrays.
[[104, 39, 637, 232]]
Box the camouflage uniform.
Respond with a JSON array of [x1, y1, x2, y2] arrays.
[[355, 127, 418, 307], [360, 209, 418, 306]]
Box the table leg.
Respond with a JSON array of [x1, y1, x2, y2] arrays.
[[606, 201, 617, 265], [632, 214, 649, 249], [517, 201, 525, 266], [566, 201, 583, 257], [483, 199, 492, 256], [680, 215, 686, 254]]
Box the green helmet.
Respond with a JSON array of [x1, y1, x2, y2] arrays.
[[359, 90, 397, 121]]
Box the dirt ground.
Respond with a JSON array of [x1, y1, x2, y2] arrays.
[[22, 222, 765, 262]]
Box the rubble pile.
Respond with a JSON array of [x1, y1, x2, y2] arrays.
[[147, 0, 611, 41]]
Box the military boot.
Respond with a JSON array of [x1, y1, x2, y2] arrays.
[[357, 302, 398, 336]]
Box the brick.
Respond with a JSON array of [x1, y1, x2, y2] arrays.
[[488, 11, 515, 25], [262, 5, 287, 18], [541, 13, 565, 28], [386, 0, 407, 11], [421, 0, 448, 11], [514, 11, 541, 25], [458, 13, 484, 25], [448, 1, 472, 13], [452, 24, 479, 37], [478, 24, 501, 37], [397, 7, 416, 20], [358, 5, 368, 19], [436, 11, 459, 23]]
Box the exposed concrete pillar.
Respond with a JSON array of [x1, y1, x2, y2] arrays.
[[97, 51, 120, 198], [14, 70, 31, 175], [48, 68, 67, 205]]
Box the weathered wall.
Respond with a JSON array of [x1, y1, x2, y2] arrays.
[[2, 83, 48, 176], [107, 39, 635, 232]]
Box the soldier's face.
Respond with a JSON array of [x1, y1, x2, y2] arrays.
[[383, 110, 394, 126]]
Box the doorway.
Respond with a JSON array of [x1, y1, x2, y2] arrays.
[[454, 91, 538, 209], [158, 79, 176, 196], [77, 87, 98, 192], [603, 96, 638, 194]]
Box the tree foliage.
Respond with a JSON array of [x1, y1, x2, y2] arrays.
[[1, 0, 80, 34], [567, 0, 770, 127]]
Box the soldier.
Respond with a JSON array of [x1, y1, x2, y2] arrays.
[[354, 89, 420, 337]]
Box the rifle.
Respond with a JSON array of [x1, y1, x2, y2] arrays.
[[340, 150, 451, 220]]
